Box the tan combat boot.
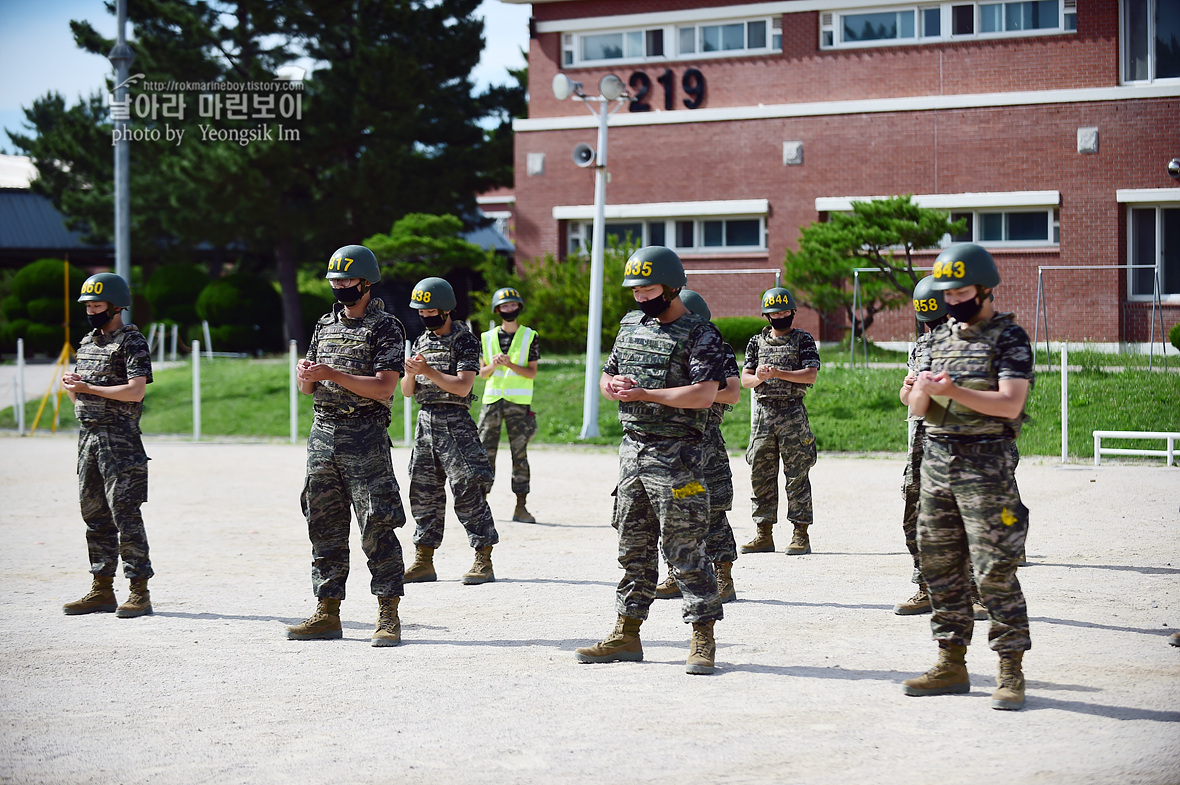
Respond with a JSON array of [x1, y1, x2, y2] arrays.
[[575, 615, 643, 663], [654, 571, 681, 599], [715, 561, 736, 603], [786, 524, 811, 555], [894, 583, 932, 615], [371, 596, 401, 647], [115, 579, 152, 618], [903, 643, 970, 696], [403, 546, 437, 583], [992, 651, 1026, 710], [462, 546, 495, 585], [512, 494, 536, 523], [287, 598, 342, 640], [740, 524, 775, 554], [686, 620, 716, 675], [63, 575, 117, 615]]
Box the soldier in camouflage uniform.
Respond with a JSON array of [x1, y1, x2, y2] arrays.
[[653, 289, 741, 603], [740, 287, 821, 556], [287, 245, 408, 647], [477, 287, 540, 523], [903, 243, 1033, 711], [575, 247, 727, 675], [61, 272, 154, 619], [402, 277, 499, 586]]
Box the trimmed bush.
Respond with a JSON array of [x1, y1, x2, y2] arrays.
[[1170, 321, 1180, 352], [714, 316, 766, 353], [195, 272, 283, 353], [144, 265, 210, 325], [0, 318, 32, 352], [1, 294, 24, 321], [300, 292, 334, 341], [7, 259, 89, 351], [26, 322, 65, 355]]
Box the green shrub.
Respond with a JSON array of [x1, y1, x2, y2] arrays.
[[26, 298, 67, 324], [714, 316, 765, 352], [300, 291, 333, 341], [195, 272, 283, 353], [25, 322, 65, 355], [143, 265, 210, 325], [0, 318, 31, 352], [6, 259, 89, 351], [1, 294, 24, 321], [1170, 321, 1180, 352]]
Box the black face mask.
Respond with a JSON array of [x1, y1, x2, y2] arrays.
[[87, 309, 114, 329], [499, 308, 519, 322], [421, 312, 447, 331], [946, 296, 983, 323], [768, 314, 794, 331], [332, 283, 367, 306], [637, 295, 670, 319]]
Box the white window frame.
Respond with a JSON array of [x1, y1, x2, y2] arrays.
[[1125, 203, 1180, 302], [1120, 0, 1180, 85], [561, 16, 781, 68], [948, 207, 1059, 247], [565, 216, 768, 256], [820, 1, 1076, 50]]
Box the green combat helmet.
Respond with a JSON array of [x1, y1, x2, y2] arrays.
[[679, 289, 711, 321], [326, 245, 381, 283], [760, 287, 797, 314], [77, 272, 132, 308], [621, 246, 687, 289], [929, 243, 1000, 291], [911, 275, 948, 322], [410, 277, 457, 311], [491, 287, 524, 311]]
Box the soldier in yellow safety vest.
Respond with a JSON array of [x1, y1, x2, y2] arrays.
[[477, 287, 540, 523]]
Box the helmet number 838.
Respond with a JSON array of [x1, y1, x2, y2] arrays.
[[624, 259, 653, 278], [932, 260, 966, 279], [411, 289, 431, 303]]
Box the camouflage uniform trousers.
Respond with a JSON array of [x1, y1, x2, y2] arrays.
[[613, 432, 722, 624], [746, 399, 817, 528], [476, 398, 537, 495], [408, 405, 498, 550], [901, 421, 927, 583], [302, 416, 407, 599], [77, 424, 153, 580], [917, 438, 1031, 652], [702, 422, 737, 563]]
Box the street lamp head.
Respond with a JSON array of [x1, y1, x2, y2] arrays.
[[599, 74, 626, 101], [1169, 157, 1180, 181], [552, 73, 583, 101]]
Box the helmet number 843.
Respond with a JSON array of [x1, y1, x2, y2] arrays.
[[624, 260, 653, 278], [932, 260, 965, 279]]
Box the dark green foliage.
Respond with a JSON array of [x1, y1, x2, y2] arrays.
[[365, 213, 492, 284], [473, 241, 639, 354], [2, 295, 24, 321], [299, 291, 334, 342], [714, 317, 765, 353], [143, 265, 211, 326], [195, 273, 283, 353], [0, 319, 32, 353], [25, 323, 66, 355], [1, 259, 90, 352], [1170, 321, 1180, 351]]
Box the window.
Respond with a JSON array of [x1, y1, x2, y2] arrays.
[[946, 209, 1056, 245], [564, 17, 779, 66], [1123, 0, 1180, 83], [822, 1, 1075, 49], [1129, 206, 1180, 298], [566, 216, 766, 255]]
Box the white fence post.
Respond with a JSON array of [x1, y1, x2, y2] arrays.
[[170, 323, 178, 362], [1060, 342, 1068, 464], [403, 342, 413, 447], [192, 339, 201, 441], [289, 340, 298, 444], [157, 325, 165, 365], [16, 338, 25, 436], [202, 320, 213, 359]]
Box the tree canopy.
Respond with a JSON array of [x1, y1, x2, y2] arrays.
[[7, 0, 523, 349], [783, 195, 965, 337]]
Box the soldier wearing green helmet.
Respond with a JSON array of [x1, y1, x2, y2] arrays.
[[575, 246, 728, 676], [652, 289, 742, 605], [402, 276, 499, 587], [61, 272, 156, 619], [477, 287, 541, 523], [903, 242, 1034, 711], [740, 285, 821, 557], [288, 244, 409, 647]]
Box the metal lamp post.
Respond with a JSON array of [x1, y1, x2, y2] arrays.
[[552, 72, 631, 439], [108, 0, 135, 317]]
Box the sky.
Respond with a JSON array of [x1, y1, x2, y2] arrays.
[[0, 0, 532, 153]]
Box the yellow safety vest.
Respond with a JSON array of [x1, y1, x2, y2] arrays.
[[482, 325, 535, 404]]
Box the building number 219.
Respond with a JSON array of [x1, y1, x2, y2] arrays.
[[629, 68, 706, 112]]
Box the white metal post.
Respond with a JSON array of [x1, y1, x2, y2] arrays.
[[579, 97, 611, 440], [192, 339, 201, 441], [1060, 342, 1068, 464], [403, 342, 413, 447], [157, 325, 165, 365], [289, 340, 298, 444], [16, 338, 25, 436], [202, 320, 213, 359], [170, 323, 178, 362]]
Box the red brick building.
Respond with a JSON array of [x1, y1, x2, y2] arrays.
[[506, 0, 1179, 346]]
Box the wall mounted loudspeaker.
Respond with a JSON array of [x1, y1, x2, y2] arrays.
[[573, 143, 596, 168]]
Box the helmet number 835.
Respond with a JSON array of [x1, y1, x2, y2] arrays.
[[624, 259, 653, 278], [932, 260, 965, 279], [411, 288, 431, 303]]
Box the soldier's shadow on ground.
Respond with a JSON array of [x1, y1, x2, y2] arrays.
[[494, 577, 617, 587], [497, 519, 608, 529], [737, 598, 896, 612], [153, 610, 445, 632], [1030, 615, 1174, 637], [1033, 562, 1180, 576]]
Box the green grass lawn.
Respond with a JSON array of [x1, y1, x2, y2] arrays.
[[3, 352, 1178, 460]]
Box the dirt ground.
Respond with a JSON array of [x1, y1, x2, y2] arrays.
[[0, 433, 1177, 785]]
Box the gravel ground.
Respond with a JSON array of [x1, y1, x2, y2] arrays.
[[1, 434, 1177, 785]]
